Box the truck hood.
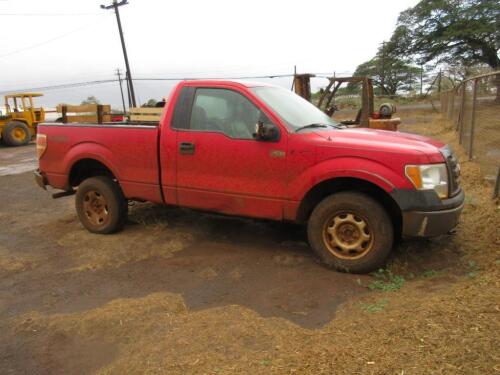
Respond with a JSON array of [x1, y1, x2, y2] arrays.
[[310, 128, 445, 163]]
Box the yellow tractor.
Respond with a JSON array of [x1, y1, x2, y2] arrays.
[[0, 92, 45, 146]]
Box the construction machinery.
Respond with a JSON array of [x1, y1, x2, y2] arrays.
[[294, 75, 400, 131], [0, 93, 45, 146]]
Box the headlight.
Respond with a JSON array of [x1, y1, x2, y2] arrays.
[[405, 163, 448, 199]]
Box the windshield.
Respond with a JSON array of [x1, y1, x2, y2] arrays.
[[251, 86, 339, 131]]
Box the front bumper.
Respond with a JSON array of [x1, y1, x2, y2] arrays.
[[34, 169, 47, 190], [391, 189, 465, 237], [401, 200, 464, 237]]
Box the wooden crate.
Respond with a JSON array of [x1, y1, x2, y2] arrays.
[[57, 104, 112, 124], [129, 107, 163, 122], [368, 118, 401, 131]]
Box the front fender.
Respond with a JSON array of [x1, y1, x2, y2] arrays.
[[289, 156, 413, 202]]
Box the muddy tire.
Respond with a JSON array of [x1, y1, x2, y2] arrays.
[[307, 192, 393, 273], [2, 121, 31, 146], [75, 176, 127, 234]]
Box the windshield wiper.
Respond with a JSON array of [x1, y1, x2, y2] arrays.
[[295, 123, 340, 132], [295, 123, 328, 132]]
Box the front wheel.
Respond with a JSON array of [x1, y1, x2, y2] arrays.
[[2, 121, 31, 146], [75, 176, 127, 234], [307, 192, 393, 273]]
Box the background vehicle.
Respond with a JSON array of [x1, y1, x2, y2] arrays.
[[34, 80, 464, 273], [0, 92, 45, 146], [294, 75, 400, 131]]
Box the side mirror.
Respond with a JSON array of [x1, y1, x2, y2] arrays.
[[253, 121, 279, 141]]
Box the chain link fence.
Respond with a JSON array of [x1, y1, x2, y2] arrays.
[[439, 71, 500, 198]]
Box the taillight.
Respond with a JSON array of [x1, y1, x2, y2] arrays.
[[36, 134, 47, 159]]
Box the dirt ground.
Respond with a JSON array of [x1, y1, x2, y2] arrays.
[[0, 110, 498, 374]]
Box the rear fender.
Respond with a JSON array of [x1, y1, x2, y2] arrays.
[[63, 142, 121, 183]]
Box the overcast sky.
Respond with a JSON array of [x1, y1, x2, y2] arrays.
[[0, 0, 419, 108]]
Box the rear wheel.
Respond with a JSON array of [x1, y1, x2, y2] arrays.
[[75, 176, 127, 234], [2, 121, 31, 146], [307, 192, 393, 273]]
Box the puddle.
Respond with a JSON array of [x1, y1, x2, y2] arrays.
[[0, 145, 37, 176]]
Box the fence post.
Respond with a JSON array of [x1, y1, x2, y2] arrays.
[[467, 78, 478, 160], [440, 91, 446, 113], [458, 83, 466, 142], [62, 105, 68, 124], [448, 89, 455, 120], [494, 167, 500, 199], [97, 105, 104, 125]]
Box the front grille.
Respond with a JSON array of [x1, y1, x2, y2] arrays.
[[441, 146, 461, 197]]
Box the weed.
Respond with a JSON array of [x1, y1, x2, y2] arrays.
[[421, 269, 438, 278], [367, 269, 405, 291], [260, 360, 272, 366], [359, 298, 388, 313], [467, 260, 480, 278]]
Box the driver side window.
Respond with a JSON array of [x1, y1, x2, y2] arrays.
[[189, 88, 270, 140]]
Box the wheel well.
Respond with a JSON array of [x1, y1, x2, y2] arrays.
[[69, 159, 116, 187], [296, 177, 402, 237]]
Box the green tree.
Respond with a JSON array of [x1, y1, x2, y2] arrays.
[[390, 0, 500, 99], [144, 99, 157, 107], [80, 96, 100, 105], [352, 45, 421, 96], [392, 0, 499, 70]]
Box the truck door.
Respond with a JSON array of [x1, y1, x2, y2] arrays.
[[174, 87, 287, 220]]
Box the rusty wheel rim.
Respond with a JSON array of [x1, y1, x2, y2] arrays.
[[323, 212, 374, 260], [13, 127, 27, 141], [82, 190, 109, 226]]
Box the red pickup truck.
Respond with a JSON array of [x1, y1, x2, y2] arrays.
[[35, 80, 464, 273]]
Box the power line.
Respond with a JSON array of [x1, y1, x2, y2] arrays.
[[0, 79, 117, 95], [0, 73, 337, 95], [0, 15, 109, 59], [115, 69, 127, 113], [132, 73, 339, 81], [133, 74, 296, 81], [0, 13, 102, 16]]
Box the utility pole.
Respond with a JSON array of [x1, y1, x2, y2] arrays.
[[115, 68, 127, 114], [125, 72, 132, 108], [101, 0, 137, 107]]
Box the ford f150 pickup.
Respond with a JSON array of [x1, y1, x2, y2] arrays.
[[35, 80, 464, 273]]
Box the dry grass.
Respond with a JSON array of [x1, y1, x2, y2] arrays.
[[57, 224, 193, 272], [4, 109, 500, 374]]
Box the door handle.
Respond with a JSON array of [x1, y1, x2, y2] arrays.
[[179, 142, 195, 155]]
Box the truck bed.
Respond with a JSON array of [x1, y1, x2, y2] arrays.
[[37, 122, 163, 203]]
